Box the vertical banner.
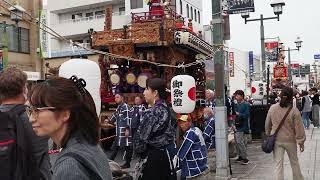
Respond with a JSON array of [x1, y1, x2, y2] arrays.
[[226, 0, 255, 14], [265, 41, 279, 62], [249, 51, 254, 77], [229, 52, 234, 77], [39, 9, 49, 58]]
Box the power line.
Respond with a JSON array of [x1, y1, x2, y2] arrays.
[[1, 0, 224, 68]]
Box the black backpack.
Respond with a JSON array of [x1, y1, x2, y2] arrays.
[[0, 105, 40, 180]]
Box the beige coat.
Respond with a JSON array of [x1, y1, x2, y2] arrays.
[[265, 103, 306, 145]]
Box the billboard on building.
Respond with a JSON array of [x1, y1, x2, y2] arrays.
[[225, 0, 255, 14], [265, 41, 279, 62]]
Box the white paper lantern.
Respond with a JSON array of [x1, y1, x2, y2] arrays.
[[171, 75, 196, 113], [59, 59, 101, 116]]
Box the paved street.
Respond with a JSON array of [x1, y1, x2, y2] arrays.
[[231, 126, 320, 180], [109, 126, 320, 179], [50, 126, 320, 180]]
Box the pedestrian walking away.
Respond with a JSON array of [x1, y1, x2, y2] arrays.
[[265, 86, 306, 180], [310, 88, 320, 128], [108, 93, 133, 169], [301, 91, 312, 129], [28, 76, 112, 180], [0, 67, 51, 180]]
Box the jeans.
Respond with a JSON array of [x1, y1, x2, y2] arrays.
[[235, 131, 247, 159], [273, 142, 304, 180], [301, 112, 311, 128]]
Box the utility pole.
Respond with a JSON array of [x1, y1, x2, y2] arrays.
[[260, 15, 266, 81], [287, 47, 292, 86], [212, 0, 230, 179]]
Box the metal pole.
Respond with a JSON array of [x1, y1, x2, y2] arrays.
[[260, 14, 266, 81], [288, 47, 292, 87], [212, 0, 230, 179]]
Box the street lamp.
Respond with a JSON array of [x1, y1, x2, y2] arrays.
[[241, 0, 285, 82], [279, 37, 303, 87], [270, 0, 285, 16], [294, 37, 303, 49]]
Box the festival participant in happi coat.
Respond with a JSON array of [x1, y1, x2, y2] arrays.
[[203, 108, 215, 150], [134, 78, 177, 180], [130, 95, 147, 154], [176, 115, 210, 180], [205, 89, 216, 110], [108, 93, 133, 169]]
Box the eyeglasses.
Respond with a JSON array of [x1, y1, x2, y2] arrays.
[[25, 105, 57, 118]]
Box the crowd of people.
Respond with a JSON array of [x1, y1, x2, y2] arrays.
[[0, 66, 312, 180]]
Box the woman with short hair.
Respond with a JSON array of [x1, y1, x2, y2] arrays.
[[28, 76, 112, 180]]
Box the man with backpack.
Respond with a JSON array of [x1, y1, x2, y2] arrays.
[[0, 67, 51, 180]]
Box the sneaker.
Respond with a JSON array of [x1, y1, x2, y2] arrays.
[[241, 159, 249, 165], [120, 163, 130, 169], [235, 157, 243, 163]]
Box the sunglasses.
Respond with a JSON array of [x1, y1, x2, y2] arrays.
[[25, 105, 57, 118]]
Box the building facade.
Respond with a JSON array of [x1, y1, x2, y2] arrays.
[[228, 48, 261, 95], [0, 0, 42, 80], [44, 0, 204, 70]]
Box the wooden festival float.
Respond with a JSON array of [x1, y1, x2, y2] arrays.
[[91, 1, 214, 112], [272, 43, 289, 93]]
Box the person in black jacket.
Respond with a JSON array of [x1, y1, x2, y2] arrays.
[[0, 67, 51, 180], [310, 88, 320, 127]]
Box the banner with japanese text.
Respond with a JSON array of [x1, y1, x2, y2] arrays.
[[265, 41, 279, 62]]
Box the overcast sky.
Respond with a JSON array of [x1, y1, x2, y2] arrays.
[[228, 0, 320, 65]]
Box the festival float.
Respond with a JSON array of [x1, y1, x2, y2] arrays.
[[91, 0, 213, 112], [271, 43, 288, 93]]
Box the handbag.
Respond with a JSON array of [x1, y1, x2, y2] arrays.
[[261, 106, 293, 153]]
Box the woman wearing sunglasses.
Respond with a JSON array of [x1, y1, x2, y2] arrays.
[[27, 76, 112, 180]]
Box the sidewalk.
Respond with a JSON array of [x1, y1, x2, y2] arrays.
[[231, 127, 320, 180], [109, 127, 320, 180]]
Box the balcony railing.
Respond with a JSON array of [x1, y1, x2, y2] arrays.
[[59, 14, 106, 24], [131, 9, 182, 23], [50, 43, 94, 58]]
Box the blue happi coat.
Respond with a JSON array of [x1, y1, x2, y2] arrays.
[[110, 103, 132, 147], [129, 104, 147, 129], [177, 127, 208, 178], [203, 117, 215, 150]]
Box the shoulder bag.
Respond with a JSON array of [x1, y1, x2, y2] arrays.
[[262, 106, 293, 153]]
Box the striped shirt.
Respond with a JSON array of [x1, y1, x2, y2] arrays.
[[177, 127, 208, 178], [203, 117, 215, 150]]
